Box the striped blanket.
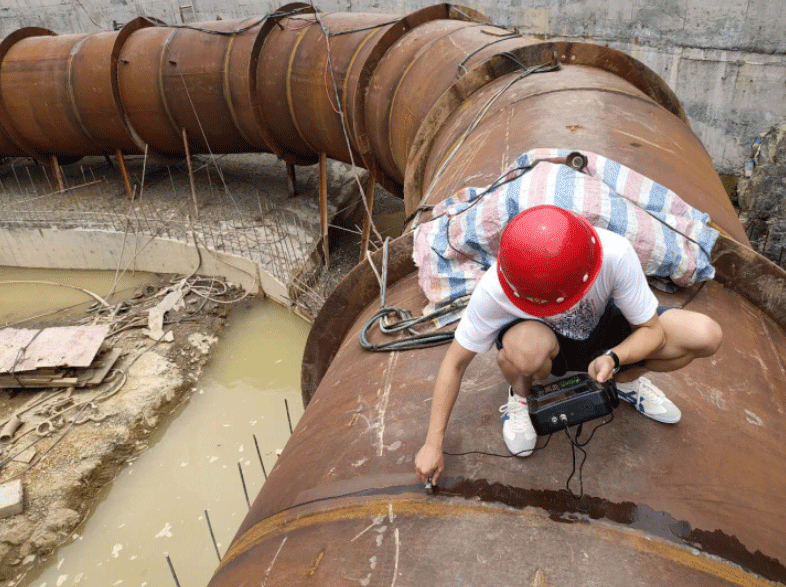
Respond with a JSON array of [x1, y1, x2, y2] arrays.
[[414, 148, 718, 308]]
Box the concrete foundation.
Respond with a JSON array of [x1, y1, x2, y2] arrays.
[[0, 1, 783, 174]]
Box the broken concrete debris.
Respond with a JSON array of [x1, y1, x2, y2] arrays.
[[0, 481, 23, 520]]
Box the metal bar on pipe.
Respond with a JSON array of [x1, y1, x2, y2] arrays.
[[182, 128, 200, 220], [286, 163, 297, 197], [319, 152, 329, 267], [50, 155, 65, 193], [116, 149, 134, 200], [359, 172, 376, 262]]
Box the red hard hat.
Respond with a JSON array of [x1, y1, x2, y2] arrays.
[[496, 205, 603, 317]]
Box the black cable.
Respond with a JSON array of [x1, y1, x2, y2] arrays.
[[574, 411, 614, 447], [563, 422, 588, 498], [443, 433, 552, 458], [139, 7, 310, 36], [360, 239, 469, 352], [444, 413, 613, 499], [327, 18, 404, 37]]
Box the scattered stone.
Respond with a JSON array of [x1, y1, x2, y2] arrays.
[[12, 447, 37, 465]]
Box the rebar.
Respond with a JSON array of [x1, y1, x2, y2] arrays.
[[165, 553, 182, 587], [253, 434, 267, 479], [284, 399, 293, 435], [204, 509, 222, 562], [238, 460, 250, 508]]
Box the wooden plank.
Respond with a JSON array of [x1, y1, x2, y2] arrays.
[[77, 347, 122, 386], [0, 325, 109, 373]]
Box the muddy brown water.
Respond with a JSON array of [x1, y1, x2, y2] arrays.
[[1, 269, 309, 587]]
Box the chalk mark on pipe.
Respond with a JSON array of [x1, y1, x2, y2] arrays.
[[376, 352, 399, 456], [260, 536, 287, 587], [391, 528, 400, 587], [351, 514, 385, 542]]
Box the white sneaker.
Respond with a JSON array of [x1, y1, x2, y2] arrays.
[[499, 389, 537, 456], [616, 377, 681, 424]]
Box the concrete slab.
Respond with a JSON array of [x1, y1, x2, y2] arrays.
[[0, 479, 24, 519]]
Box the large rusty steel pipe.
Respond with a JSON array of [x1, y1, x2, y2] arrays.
[[209, 6, 783, 587], [0, 5, 783, 585]]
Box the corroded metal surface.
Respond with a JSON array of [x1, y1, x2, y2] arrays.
[[71, 30, 139, 154], [116, 25, 183, 155], [256, 11, 320, 163], [0, 32, 100, 157], [285, 13, 398, 162], [212, 498, 778, 587], [402, 42, 744, 242], [301, 234, 415, 405], [214, 270, 786, 585], [159, 19, 260, 153], [0, 27, 57, 160], [418, 65, 745, 243]]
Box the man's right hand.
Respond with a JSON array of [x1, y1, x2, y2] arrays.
[[415, 442, 444, 485]]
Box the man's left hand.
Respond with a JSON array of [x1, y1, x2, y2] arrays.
[[588, 354, 616, 383]]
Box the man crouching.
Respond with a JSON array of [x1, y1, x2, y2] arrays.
[[415, 205, 722, 485]]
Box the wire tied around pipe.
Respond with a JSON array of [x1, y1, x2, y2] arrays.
[[360, 238, 466, 352]]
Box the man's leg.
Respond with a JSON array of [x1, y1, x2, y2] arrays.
[[614, 309, 722, 424], [496, 321, 560, 396], [617, 309, 722, 383], [495, 321, 559, 456]]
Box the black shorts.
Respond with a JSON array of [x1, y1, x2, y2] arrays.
[[494, 303, 673, 376]]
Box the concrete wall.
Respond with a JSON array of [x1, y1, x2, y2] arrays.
[[1, 0, 784, 174], [0, 227, 292, 305]]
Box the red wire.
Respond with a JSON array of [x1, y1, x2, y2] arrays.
[[323, 33, 340, 114]]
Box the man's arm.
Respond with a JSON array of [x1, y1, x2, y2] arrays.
[[414, 339, 477, 484], [588, 312, 666, 383]]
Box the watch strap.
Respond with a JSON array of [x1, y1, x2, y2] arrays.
[[602, 349, 620, 374]]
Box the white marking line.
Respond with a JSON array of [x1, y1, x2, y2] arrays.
[[351, 516, 383, 542], [260, 536, 287, 587], [390, 528, 400, 587], [376, 352, 399, 456]]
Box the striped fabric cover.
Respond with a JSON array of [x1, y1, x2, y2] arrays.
[[414, 148, 719, 308]]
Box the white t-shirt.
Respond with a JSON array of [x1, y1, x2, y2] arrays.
[[454, 229, 658, 353]]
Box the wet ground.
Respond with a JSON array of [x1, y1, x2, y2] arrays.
[[17, 296, 309, 587]]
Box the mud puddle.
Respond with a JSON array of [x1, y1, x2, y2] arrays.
[[0, 269, 309, 587], [0, 267, 152, 326]]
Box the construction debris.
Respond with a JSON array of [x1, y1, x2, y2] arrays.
[[0, 326, 119, 390], [0, 480, 23, 519]]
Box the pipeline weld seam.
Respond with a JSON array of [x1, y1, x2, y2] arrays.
[[215, 498, 774, 587]]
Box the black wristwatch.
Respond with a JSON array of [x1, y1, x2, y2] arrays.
[[602, 349, 620, 374]]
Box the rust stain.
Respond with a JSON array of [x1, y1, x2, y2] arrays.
[[305, 549, 324, 577], [530, 569, 556, 587]]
